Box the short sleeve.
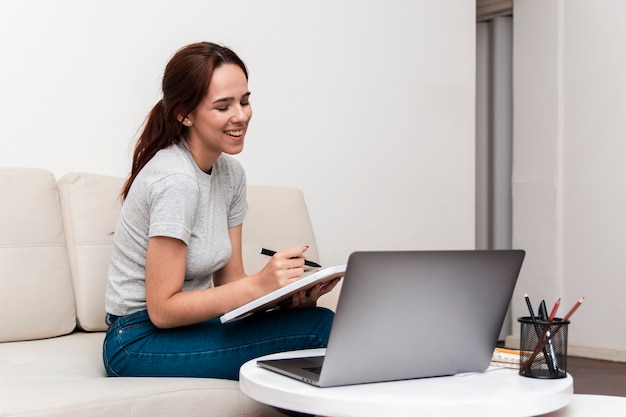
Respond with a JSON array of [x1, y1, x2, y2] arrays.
[[146, 173, 200, 244], [228, 168, 248, 228]]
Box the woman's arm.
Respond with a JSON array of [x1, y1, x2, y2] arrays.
[[212, 225, 247, 285], [144, 235, 259, 328], [144, 227, 310, 328]]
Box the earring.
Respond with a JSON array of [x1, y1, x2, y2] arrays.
[[186, 120, 192, 125]]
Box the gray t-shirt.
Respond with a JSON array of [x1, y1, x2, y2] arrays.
[[105, 142, 248, 316]]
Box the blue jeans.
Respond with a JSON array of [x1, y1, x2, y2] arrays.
[[103, 307, 334, 380]]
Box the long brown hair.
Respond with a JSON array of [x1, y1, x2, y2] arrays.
[[121, 42, 248, 199]]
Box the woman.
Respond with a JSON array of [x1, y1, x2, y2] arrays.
[[103, 42, 338, 380]]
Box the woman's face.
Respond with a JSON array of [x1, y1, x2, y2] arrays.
[[185, 63, 252, 171]]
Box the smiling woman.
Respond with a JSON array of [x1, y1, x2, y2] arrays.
[[102, 42, 338, 385], [121, 42, 251, 197]]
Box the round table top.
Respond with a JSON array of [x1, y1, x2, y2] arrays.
[[239, 349, 574, 417], [541, 394, 626, 416]]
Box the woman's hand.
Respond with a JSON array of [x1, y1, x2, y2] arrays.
[[285, 277, 341, 309], [254, 245, 311, 292], [254, 245, 342, 308]]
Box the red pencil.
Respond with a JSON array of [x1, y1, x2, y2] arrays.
[[548, 298, 561, 322], [561, 297, 584, 322]]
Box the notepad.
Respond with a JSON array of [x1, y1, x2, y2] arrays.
[[490, 348, 520, 369], [220, 265, 346, 324], [490, 347, 545, 369]]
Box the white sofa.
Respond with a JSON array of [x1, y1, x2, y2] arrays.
[[0, 167, 338, 417]]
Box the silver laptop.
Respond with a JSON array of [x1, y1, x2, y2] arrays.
[[257, 250, 525, 387]]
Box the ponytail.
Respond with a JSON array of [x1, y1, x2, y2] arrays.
[[121, 100, 182, 199]]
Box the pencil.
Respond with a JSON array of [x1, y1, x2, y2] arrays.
[[524, 294, 539, 325], [561, 297, 584, 322], [548, 298, 561, 321]]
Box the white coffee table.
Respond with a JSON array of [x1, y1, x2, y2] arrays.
[[540, 394, 626, 416], [239, 349, 573, 417]]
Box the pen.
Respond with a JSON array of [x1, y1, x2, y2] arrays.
[[539, 299, 559, 373], [538, 300, 548, 321], [260, 248, 322, 268]]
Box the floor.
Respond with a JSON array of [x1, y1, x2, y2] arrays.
[[567, 356, 626, 397]]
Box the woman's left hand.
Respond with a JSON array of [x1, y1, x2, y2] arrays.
[[285, 277, 341, 309]]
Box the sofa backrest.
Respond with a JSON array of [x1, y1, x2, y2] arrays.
[[242, 185, 320, 276], [57, 173, 124, 331], [0, 168, 76, 342], [1, 168, 321, 341]]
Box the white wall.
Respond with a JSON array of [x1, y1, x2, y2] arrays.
[[0, 0, 476, 267], [512, 0, 626, 361]]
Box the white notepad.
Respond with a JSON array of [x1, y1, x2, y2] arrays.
[[220, 265, 346, 323]]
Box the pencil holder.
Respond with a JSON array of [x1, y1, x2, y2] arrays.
[[518, 316, 569, 379]]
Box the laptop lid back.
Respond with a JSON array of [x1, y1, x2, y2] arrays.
[[317, 250, 525, 387]]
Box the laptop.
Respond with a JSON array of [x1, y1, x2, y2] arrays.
[[257, 250, 525, 387]]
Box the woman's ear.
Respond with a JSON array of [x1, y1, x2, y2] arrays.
[[177, 115, 192, 126]]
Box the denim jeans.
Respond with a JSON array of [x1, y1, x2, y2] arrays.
[[103, 307, 334, 380]]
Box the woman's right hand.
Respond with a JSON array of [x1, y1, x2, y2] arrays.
[[255, 245, 310, 292]]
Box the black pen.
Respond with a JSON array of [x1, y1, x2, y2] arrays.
[[540, 299, 560, 373], [260, 248, 322, 268], [538, 300, 548, 321]]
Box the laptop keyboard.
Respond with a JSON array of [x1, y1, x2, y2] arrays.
[[303, 366, 322, 375]]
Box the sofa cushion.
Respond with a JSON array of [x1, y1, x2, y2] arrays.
[[57, 173, 124, 331], [0, 332, 285, 417], [0, 168, 76, 342]]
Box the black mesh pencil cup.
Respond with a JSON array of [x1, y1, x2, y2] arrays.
[[518, 316, 569, 379]]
